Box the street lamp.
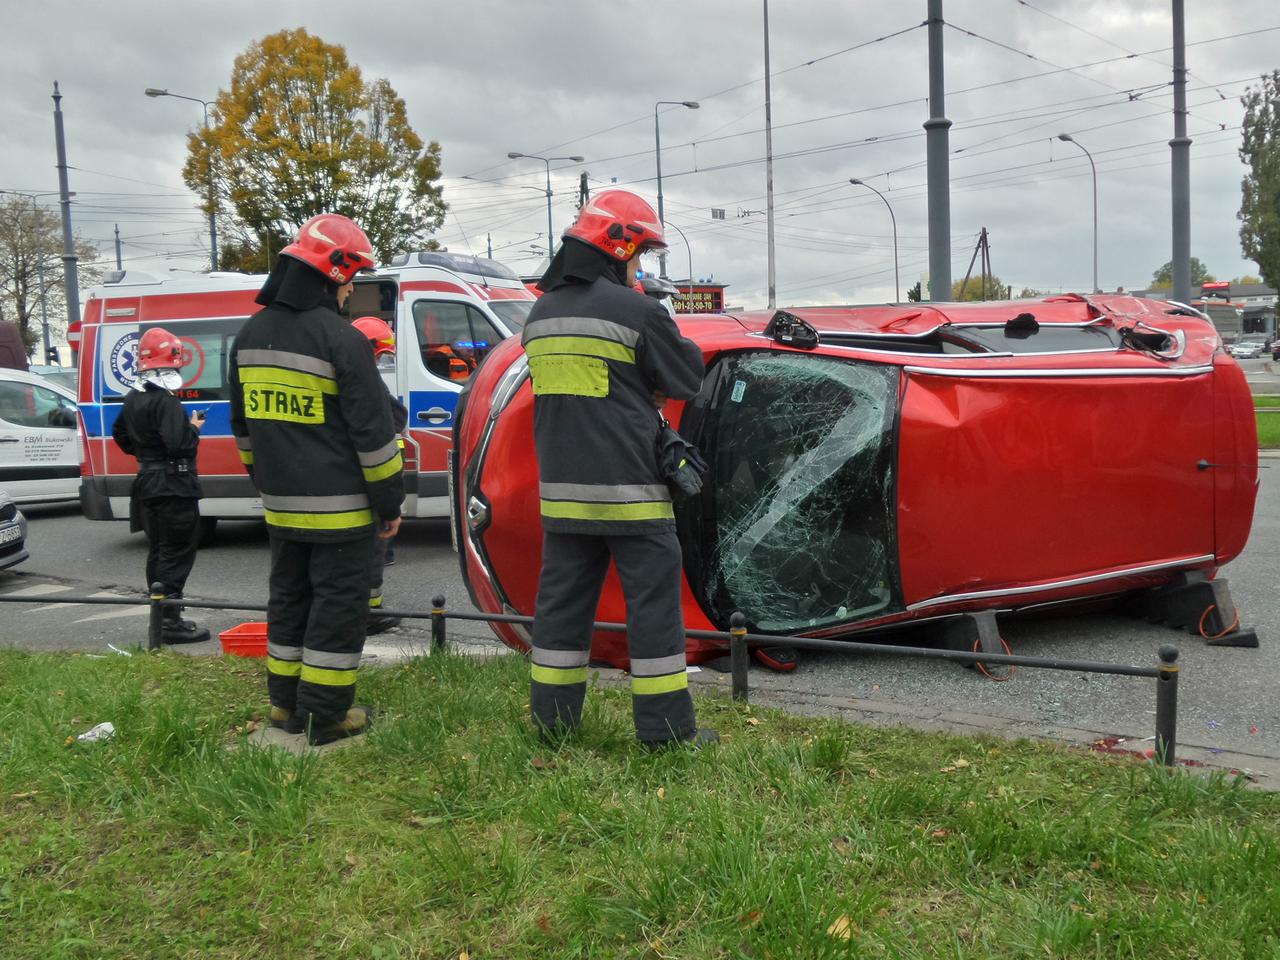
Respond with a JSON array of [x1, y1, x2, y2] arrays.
[[0, 189, 72, 363], [662, 217, 695, 303], [1057, 133, 1098, 294], [506, 152, 585, 258], [849, 178, 900, 304], [146, 87, 218, 271], [654, 99, 699, 279]]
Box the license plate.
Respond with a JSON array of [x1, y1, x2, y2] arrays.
[[0, 526, 21, 545]]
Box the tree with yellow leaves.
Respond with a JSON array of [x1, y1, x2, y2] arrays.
[[183, 28, 446, 268]]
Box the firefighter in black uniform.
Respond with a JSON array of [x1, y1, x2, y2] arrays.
[[111, 326, 208, 643], [230, 214, 402, 745], [523, 189, 717, 748], [352, 315, 407, 635]]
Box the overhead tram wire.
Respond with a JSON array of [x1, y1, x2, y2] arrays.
[[943, 20, 1134, 94]]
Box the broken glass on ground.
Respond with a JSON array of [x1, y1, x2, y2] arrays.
[[704, 353, 899, 632]]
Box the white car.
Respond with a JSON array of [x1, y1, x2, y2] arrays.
[[0, 367, 82, 504], [1229, 338, 1266, 360], [0, 490, 29, 569]]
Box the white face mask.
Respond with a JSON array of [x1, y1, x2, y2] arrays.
[[135, 369, 184, 392]]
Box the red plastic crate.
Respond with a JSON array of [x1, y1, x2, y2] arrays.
[[219, 622, 268, 658]]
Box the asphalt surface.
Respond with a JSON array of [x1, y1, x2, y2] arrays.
[[2, 363, 1278, 769]]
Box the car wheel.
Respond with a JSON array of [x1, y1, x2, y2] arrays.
[[196, 516, 218, 547]]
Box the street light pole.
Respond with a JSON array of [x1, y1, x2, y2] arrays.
[[653, 100, 699, 279], [1057, 133, 1098, 294], [507, 152, 585, 258], [145, 87, 218, 271], [849, 178, 900, 303], [662, 217, 695, 302]]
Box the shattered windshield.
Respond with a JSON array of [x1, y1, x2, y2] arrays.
[[680, 352, 900, 632]]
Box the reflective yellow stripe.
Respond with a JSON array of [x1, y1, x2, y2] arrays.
[[267, 656, 302, 677], [631, 672, 689, 695], [524, 335, 636, 364], [362, 451, 404, 484], [263, 507, 375, 530], [238, 450, 254, 465], [301, 665, 358, 687], [242, 384, 325, 424], [238, 365, 339, 395], [531, 664, 588, 685], [528, 355, 608, 398], [540, 499, 675, 522]]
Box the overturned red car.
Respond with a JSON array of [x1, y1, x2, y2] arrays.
[[451, 294, 1258, 668]]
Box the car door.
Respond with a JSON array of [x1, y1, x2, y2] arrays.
[[0, 377, 82, 503]]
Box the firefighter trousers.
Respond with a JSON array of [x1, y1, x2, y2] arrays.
[[138, 496, 199, 607], [531, 529, 696, 743], [368, 533, 388, 609], [265, 532, 374, 723]]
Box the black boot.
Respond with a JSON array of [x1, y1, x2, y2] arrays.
[[366, 613, 401, 636], [162, 599, 210, 644], [304, 705, 376, 746], [269, 705, 305, 734]]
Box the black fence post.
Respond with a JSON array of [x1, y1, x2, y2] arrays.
[[431, 595, 447, 653], [730, 612, 749, 703], [148, 582, 166, 652], [1155, 644, 1180, 766]]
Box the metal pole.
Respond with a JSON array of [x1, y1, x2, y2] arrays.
[[763, 0, 777, 309], [52, 83, 81, 326], [202, 101, 218, 272], [543, 159, 554, 259], [925, 0, 952, 301], [851, 180, 899, 302], [1155, 644, 1179, 766], [1170, 0, 1191, 304], [663, 218, 695, 301], [730, 612, 749, 702], [655, 104, 667, 279], [114, 224, 122, 270], [431, 594, 447, 653], [148, 581, 166, 652]]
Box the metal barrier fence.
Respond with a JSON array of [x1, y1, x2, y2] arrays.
[[1, 582, 1181, 765]]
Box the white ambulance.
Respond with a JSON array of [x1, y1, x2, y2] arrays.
[[78, 251, 536, 536]]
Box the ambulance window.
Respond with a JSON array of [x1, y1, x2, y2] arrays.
[[412, 301, 501, 383], [134, 319, 244, 402], [0, 381, 77, 430], [488, 300, 533, 330]]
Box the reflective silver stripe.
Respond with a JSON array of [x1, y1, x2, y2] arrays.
[[303, 649, 363, 669], [523, 316, 640, 347], [531, 646, 592, 668], [358, 439, 401, 467], [237, 348, 336, 379], [539, 482, 672, 503], [267, 642, 302, 661], [630, 653, 688, 677], [234, 435, 253, 451], [260, 492, 371, 512]]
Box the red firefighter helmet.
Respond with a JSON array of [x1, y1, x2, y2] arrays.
[[353, 316, 396, 357], [280, 213, 376, 283], [137, 327, 184, 372], [565, 189, 667, 262]]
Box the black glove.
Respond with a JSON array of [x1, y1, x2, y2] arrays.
[[656, 418, 708, 500]]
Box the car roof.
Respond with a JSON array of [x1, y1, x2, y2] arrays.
[[0, 365, 77, 401]]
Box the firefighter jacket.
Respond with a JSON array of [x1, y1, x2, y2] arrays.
[[111, 384, 201, 501], [521, 274, 705, 535], [229, 303, 403, 542]]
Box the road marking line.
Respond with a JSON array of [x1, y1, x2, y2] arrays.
[[29, 591, 130, 614], [73, 606, 150, 623], [0, 583, 74, 599]]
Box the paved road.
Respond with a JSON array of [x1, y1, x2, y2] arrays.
[[1243, 355, 1280, 394], [4, 468, 1278, 766]]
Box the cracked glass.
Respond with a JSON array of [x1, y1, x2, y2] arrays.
[[682, 352, 900, 632]]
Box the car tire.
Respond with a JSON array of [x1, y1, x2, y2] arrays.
[[196, 516, 218, 547]]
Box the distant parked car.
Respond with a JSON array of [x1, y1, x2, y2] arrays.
[[0, 491, 29, 570], [27, 364, 78, 393], [0, 367, 83, 504], [1229, 337, 1266, 360]]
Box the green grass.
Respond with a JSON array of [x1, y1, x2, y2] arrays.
[[2, 650, 1278, 959], [1252, 395, 1280, 407], [1256, 412, 1280, 448]]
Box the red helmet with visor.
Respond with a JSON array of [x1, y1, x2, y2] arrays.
[[137, 327, 184, 372], [353, 316, 396, 357], [564, 189, 667, 262], [280, 213, 376, 284]]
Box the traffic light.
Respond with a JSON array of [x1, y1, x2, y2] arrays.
[[46, 348, 60, 364]]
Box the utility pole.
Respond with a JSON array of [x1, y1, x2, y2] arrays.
[[925, 0, 952, 301], [486, 233, 493, 259], [763, 0, 777, 308], [114, 224, 123, 270], [1170, 0, 1192, 304], [52, 82, 81, 326]]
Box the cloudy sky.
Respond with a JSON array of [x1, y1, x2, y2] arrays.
[[3, 0, 1277, 312]]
